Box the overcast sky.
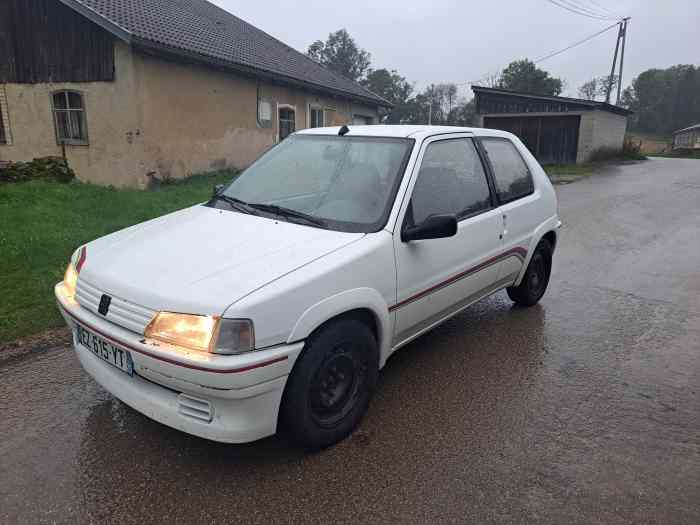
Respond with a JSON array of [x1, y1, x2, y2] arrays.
[[211, 0, 699, 100]]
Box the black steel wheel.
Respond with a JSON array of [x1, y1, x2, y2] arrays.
[[507, 238, 552, 307], [280, 317, 378, 449]]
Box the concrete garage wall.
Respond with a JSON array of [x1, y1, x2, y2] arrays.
[[0, 41, 146, 186], [577, 110, 628, 163], [0, 42, 378, 187]]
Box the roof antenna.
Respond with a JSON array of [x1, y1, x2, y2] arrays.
[[338, 125, 350, 136]]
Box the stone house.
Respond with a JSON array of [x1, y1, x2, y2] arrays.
[[0, 0, 390, 187]]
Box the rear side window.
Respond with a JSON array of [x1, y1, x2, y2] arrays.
[[481, 138, 534, 203], [410, 138, 492, 224]]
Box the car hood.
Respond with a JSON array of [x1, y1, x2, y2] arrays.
[[78, 205, 364, 314]]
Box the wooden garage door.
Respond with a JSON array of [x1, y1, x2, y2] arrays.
[[484, 116, 580, 164]]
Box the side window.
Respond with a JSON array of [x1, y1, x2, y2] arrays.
[[409, 138, 492, 225], [481, 138, 534, 203], [52, 90, 88, 145]]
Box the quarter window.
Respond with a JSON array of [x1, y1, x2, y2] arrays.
[[279, 106, 296, 140], [481, 138, 534, 203], [409, 138, 492, 225], [309, 107, 324, 128], [52, 91, 88, 145]]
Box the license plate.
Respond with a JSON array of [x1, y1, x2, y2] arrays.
[[75, 324, 134, 376]]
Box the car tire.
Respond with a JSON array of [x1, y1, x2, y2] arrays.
[[506, 238, 552, 307], [280, 318, 379, 450]]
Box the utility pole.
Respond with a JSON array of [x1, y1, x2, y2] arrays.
[[616, 17, 630, 106], [605, 22, 622, 104]]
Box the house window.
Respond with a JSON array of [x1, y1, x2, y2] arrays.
[[258, 99, 272, 128], [0, 104, 6, 145], [279, 106, 296, 140], [353, 114, 374, 125], [309, 106, 324, 128], [52, 91, 88, 145], [0, 89, 9, 145]]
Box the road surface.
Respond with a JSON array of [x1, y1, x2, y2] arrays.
[[2, 158, 699, 524]]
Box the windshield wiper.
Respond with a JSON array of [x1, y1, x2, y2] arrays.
[[210, 194, 259, 215], [247, 203, 327, 227]]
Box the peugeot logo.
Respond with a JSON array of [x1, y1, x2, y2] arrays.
[[98, 294, 112, 316]]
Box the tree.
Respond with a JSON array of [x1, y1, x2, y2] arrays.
[[623, 65, 700, 135], [578, 79, 598, 100], [307, 29, 371, 82], [498, 59, 563, 96], [362, 68, 414, 123], [578, 75, 619, 101]]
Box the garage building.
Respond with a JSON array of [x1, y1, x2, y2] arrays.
[[473, 86, 631, 164]]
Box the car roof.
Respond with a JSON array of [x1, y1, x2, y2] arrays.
[[297, 125, 515, 140]]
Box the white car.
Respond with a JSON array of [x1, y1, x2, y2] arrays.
[[56, 125, 560, 448]]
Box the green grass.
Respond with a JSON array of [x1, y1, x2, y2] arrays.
[[544, 164, 596, 177], [0, 170, 237, 343]]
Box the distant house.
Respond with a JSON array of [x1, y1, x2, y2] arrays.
[[672, 124, 700, 151], [472, 86, 631, 164], [0, 0, 390, 187]]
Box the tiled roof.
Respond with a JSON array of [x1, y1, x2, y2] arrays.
[[59, 0, 390, 107]]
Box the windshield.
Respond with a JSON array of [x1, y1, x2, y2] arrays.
[[214, 134, 414, 233]]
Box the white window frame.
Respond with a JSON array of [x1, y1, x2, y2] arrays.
[[277, 103, 296, 142], [257, 99, 273, 129], [51, 90, 89, 146]]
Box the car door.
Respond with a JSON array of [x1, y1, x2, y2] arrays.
[[478, 137, 540, 283], [392, 135, 505, 347]]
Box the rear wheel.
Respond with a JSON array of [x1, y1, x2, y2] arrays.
[[280, 318, 378, 449], [507, 239, 552, 306]]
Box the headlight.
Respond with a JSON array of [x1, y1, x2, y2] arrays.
[[63, 263, 78, 297], [144, 313, 254, 355]]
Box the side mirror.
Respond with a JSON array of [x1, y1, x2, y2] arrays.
[[402, 214, 458, 242], [213, 184, 224, 197]]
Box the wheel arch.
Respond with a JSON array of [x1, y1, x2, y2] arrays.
[[287, 288, 392, 369], [514, 218, 561, 286]]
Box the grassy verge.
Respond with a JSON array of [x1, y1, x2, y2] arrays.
[[648, 151, 700, 160], [544, 164, 596, 177], [0, 170, 237, 343]]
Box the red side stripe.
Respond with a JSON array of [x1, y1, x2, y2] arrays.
[[63, 308, 288, 374], [389, 246, 527, 312]]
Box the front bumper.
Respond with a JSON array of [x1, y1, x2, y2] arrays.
[[56, 283, 304, 443]]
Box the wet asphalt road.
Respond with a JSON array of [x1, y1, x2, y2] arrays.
[[2, 158, 699, 524]]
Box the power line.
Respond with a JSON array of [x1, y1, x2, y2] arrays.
[[581, 0, 621, 18], [549, 0, 619, 19], [544, 0, 620, 20], [533, 21, 621, 63], [464, 21, 621, 87]]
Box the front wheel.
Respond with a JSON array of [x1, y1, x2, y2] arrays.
[[280, 318, 378, 449], [507, 239, 552, 306]]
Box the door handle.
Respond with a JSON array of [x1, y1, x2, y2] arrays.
[[500, 213, 508, 240]]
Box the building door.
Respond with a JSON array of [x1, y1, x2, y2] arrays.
[[279, 106, 296, 140], [484, 115, 580, 164]]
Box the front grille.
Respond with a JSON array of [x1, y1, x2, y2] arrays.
[[76, 278, 156, 334], [178, 394, 213, 423]]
